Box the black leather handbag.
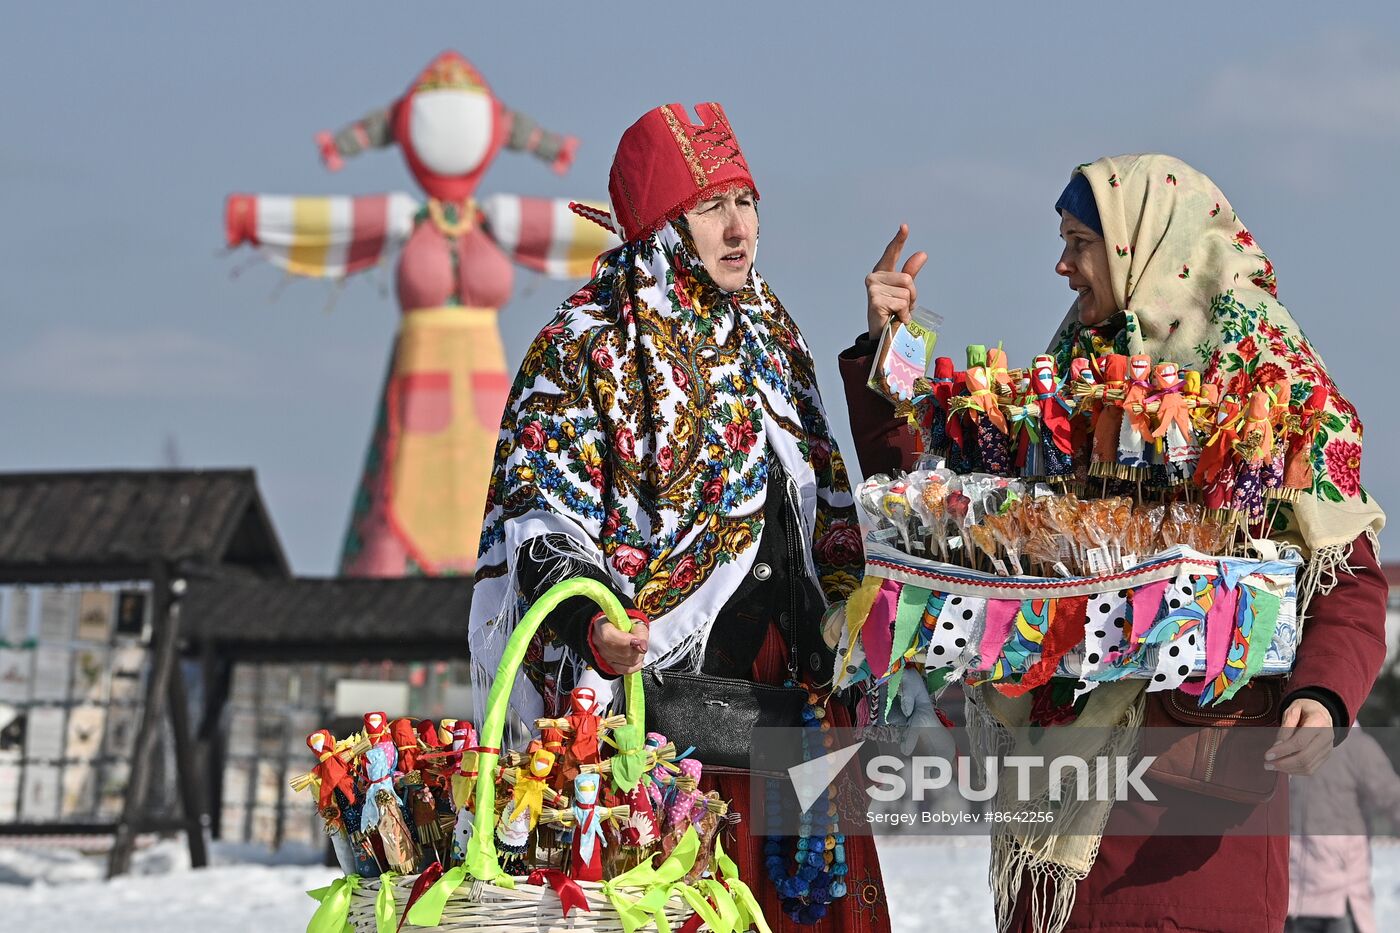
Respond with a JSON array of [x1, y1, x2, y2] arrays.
[[640, 666, 809, 770], [639, 540, 819, 770]]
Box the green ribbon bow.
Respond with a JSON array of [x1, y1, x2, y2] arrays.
[[607, 722, 648, 793], [602, 826, 702, 933], [1008, 405, 1041, 444], [306, 875, 361, 933], [375, 873, 398, 933], [406, 865, 469, 927], [715, 839, 774, 933]]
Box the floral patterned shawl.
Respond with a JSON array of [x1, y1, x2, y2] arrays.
[[469, 220, 863, 725], [1048, 153, 1384, 560]]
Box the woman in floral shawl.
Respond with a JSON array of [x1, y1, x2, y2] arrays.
[[841, 154, 1388, 932], [471, 103, 885, 931]]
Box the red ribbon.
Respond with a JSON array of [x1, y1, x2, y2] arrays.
[[397, 862, 444, 933], [526, 868, 591, 917]]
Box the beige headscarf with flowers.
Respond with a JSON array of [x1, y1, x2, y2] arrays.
[[1048, 153, 1383, 563]]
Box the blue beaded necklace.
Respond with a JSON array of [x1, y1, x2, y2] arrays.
[[763, 687, 848, 925]]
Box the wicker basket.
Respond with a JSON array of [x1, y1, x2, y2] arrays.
[[325, 578, 764, 933]]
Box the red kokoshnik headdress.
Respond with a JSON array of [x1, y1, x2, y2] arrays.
[[605, 102, 758, 242]]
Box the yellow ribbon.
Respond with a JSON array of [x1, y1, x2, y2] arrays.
[[375, 873, 398, 933], [838, 576, 883, 679], [715, 839, 774, 933], [510, 771, 548, 824], [602, 827, 702, 933], [405, 865, 469, 927], [698, 878, 743, 933], [305, 875, 361, 933]]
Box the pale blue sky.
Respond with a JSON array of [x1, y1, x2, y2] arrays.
[[3, 4, 1397, 573]]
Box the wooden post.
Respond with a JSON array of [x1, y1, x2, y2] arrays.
[[109, 560, 175, 877], [196, 642, 233, 841], [166, 599, 209, 868]]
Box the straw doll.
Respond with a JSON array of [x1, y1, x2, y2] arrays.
[[1089, 354, 1129, 478], [1026, 354, 1076, 481], [496, 747, 556, 874], [954, 347, 1013, 475], [1116, 353, 1154, 479], [1148, 362, 1200, 484]]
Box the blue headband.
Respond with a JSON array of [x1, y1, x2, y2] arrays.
[[1054, 173, 1102, 236]]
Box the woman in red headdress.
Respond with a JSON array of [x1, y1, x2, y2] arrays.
[[470, 103, 886, 931]]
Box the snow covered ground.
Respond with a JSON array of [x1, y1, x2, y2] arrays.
[[3, 836, 1399, 931]]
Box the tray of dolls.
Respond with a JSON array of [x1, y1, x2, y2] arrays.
[[852, 529, 1302, 692]]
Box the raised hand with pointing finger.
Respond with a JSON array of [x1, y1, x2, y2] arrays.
[[865, 224, 928, 341]]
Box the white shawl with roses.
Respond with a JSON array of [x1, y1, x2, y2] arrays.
[[469, 220, 863, 726]]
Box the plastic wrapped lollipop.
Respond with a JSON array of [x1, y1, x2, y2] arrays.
[[856, 475, 894, 529], [907, 470, 949, 558], [946, 489, 972, 565], [880, 479, 917, 554], [1106, 497, 1135, 567], [983, 511, 1025, 576]]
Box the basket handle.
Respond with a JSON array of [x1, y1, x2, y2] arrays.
[[464, 577, 643, 883]]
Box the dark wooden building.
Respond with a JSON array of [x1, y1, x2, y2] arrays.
[[0, 469, 475, 872]]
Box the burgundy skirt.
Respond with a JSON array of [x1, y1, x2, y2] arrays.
[[699, 622, 892, 933]]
